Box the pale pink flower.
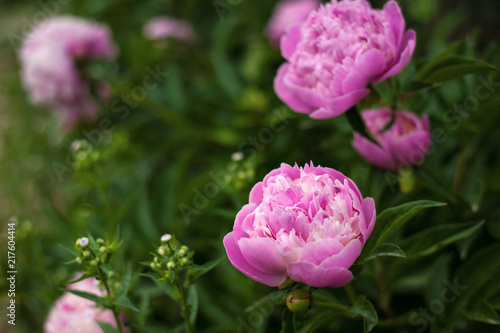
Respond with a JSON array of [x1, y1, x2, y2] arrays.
[[20, 16, 117, 129], [265, 0, 320, 47], [44, 274, 128, 333], [224, 162, 376, 288], [274, 0, 416, 118], [143, 16, 195, 44], [352, 108, 431, 171]]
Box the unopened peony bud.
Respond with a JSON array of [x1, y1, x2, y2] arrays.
[[286, 289, 312, 313]]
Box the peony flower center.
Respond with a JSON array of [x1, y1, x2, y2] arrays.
[[288, 1, 394, 94], [249, 170, 361, 263]]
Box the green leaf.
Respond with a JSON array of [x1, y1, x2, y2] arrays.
[[187, 284, 199, 326], [188, 258, 222, 282], [463, 301, 500, 325], [114, 295, 139, 312], [363, 200, 446, 255], [142, 273, 181, 303], [135, 188, 159, 242], [66, 290, 108, 307], [66, 273, 93, 286], [417, 55, 500, 84], [97, 322, 119, 333], [281, 309, 296, 333], [297, 310, 340, 333], [345, 107, 379, 146], [357, 243, 406, 264], [346, 296, 378, 333], [401, 220, 484, 258]]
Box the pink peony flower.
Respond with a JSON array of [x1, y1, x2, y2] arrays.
[[274, 0, 416, 119], [223, 162, 376, 288], [44, 274, 128, 333], [20, 16, 117, 129], [265, 0, 320, 47], [143, 16, 195, 44], [352, 108, 431, 171]]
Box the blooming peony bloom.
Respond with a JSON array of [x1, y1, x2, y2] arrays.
[[44, 274, 128, 333], [274, 0, 416, 119], [352, 108, 431, 171], [223, 162, 376, 288], [143, 16, 195, 44], [265, 0, 320, 47], [20, 16, 117, 129]]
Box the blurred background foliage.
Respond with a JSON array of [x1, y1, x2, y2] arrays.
[[1, 0, 500, 332]]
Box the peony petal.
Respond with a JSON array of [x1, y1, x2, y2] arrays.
[[352, 49, 388, 84], [238, 237, 288, 274], [299, 238, 344, 265], [320, 239, 362, 269], [352, 132, 398, 171], [374, 29, 416, 84], [362, 197, 376, 242], [280, 25, 302, 61], [287, 261, 354, 288], [274, 63, 316, 114], [233, 203, 257, 241], [249, 182, 264, 204], [309, 89, 370, 119], [223, 233, 288, 286], [383, 0, 405, 50]]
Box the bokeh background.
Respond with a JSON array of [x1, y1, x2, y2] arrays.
[[1, 0, 500, 332]]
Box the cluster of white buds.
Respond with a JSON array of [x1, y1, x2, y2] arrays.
[[150, 234, 194, 281], [227, 152, 255, 190], [75, 237, 118, 280]]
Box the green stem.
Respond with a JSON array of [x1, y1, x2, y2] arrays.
[[375, 258, 392, 320], [178, 282, 193, 333], [315, 301, 349, 312], [344, 283, 357, 305]]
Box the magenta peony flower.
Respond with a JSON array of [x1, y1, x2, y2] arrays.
[[143, 16, 195, 44], [20, 16, 117, 129], [223, 162, 376, 288], [44, 274, 128, 333], [265, 0, 320, 47], [352, 108, 431, 171], [274, 0, 416, 119]]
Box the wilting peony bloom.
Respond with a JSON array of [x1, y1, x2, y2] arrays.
[[352, 108, 431, 171], [223, 162, 376, 288], [44, 274, 128, 333], [143, 16, 195, 44], [265, 0, 320, 47], [20, 16, 117, 129], [274, 0, 416, 119]]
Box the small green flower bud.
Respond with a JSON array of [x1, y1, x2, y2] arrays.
[[79, 237, 89, 248], [150, 262, 157, 270], [114, 281, 121, 290], [167, 261, 176, 270], [161, 233, 172, 243], [286, 289, 313, 313], [108, 271, 115, 278], [90, 260, 99, 267], [76, 257, 83, 265], [99, 246, 107, 254], [154, 256, 159, 263], [96, 238, 105, 245], [158, 247, 166, 255], [180, 257, 190, 266], [83, 251, 91, 258], [179, 249, 186, 257]]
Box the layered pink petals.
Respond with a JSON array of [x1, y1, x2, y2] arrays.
[[19, 16, 117, 130], [44, 274, 128, 333], [266, 0, 320, 47], [143, 16, 195, 44], [352, 108, 432, 171], [224, 162, 376, 288], [274, 0, 416, 118]]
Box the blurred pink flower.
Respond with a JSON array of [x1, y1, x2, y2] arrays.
[[20, 16, 117, 130], [274, 0, 416, 119], [265, 0, 320, 47], [352, 108, 431, 171], [44, 274, 128, 333], [223, 162, 376, 288], [143, 16, 195, 44]]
